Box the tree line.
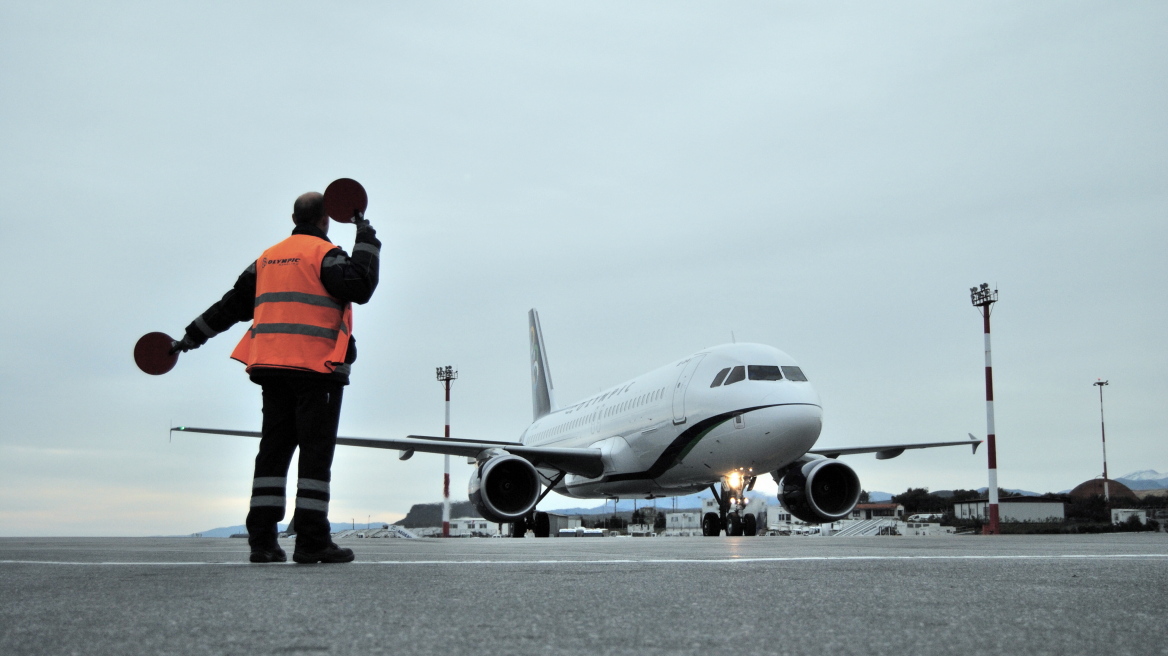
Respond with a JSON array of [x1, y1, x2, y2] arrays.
[[884, 487, 1163, 531]]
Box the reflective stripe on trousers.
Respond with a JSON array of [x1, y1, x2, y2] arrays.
[[295, 478, 330, 513], [250, 476, 288, 508]]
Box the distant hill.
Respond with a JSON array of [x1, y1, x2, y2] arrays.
[[1118, 479, 1168, 491], [188, 524, 272, 538], [982, 487, 1042, 497], [1116, 469, 1168, 491], [1120, 469, 1166, 481], [1058, 471, 1168, 494], [869, 488, 1039, 501], [394, 501, 479, 527], [194, 521, 392, 537]]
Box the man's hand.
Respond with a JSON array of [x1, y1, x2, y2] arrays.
[[169, 335, 199, 355], [353, 210, 374, 234]]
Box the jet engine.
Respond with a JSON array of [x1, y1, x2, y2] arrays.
[[777, 458, 862, 524], [468, 454, 542, 524]]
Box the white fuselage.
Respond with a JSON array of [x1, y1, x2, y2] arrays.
[[518, 343, 823, 499]]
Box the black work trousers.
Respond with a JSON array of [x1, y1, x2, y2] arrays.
[[245, 376, 343, 553]]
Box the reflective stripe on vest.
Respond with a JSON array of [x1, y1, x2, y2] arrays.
[[230, 234, 353, 374]]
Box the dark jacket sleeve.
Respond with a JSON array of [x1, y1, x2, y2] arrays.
[[183, 262, 257, 347], [319, 225, 381, 304]]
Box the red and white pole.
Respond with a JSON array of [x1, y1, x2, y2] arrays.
[[971, 283, 1000, 535], [443, 381, 451, 538], [982, 309, 1000, 535]]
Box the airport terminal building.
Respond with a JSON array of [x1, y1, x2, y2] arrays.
[[953, 496, 1066, 522]]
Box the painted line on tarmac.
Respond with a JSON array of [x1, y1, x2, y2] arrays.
[[372, 554, 1168, 565], [0, 560, 255, 566], [3, 554, 1167, 566]]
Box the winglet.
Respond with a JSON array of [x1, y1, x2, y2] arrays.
[[529, 309, 557, 421], [969, 433, 981, 454]]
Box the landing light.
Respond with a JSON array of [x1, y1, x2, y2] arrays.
[[727, 471, 743, 490]]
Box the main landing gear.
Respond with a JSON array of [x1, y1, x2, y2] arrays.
[[512, 511, 551, 538], [702, 471, 759, 537], [511, 471, 564, 538]]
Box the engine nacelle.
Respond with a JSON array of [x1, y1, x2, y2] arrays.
[[468, 454, 541, 524], [777, 458, 862, 524]]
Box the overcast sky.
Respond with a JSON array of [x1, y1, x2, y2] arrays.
[[2, 2, 1165, 536]]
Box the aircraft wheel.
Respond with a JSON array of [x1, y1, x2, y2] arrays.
[[727, 512, 743, 536], [702, 512, 721, 536], [533, 512, 550, 538], [511, 518, 527, 538], [743, 513, 757, 537]]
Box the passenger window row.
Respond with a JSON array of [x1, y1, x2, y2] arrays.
[[534, 387, 667, 443], [605, 387, 664, 417], [710, 365, 807, 387]]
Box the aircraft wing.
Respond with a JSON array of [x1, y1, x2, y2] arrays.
[[810, 434, 982, 460], [171, 426, 605, 478]]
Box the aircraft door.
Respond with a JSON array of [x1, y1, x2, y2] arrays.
[[671, 354, 706, 425]]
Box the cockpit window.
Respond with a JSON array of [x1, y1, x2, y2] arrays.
[[747, 365, 783, 381], [781, 366, 808, 382], [723, 366, 746, 385], [710, 368, 731, 387]]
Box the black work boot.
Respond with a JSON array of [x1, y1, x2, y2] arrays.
[[247, 522, 287, 563], [293, 542, 354, 564], [249, 544, 287, 563], [247, 520, 286, 563]]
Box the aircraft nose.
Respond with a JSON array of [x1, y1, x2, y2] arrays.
[[728, 402, 822, 469], [791, 403, 823, 442], [751, 402, 823, 452]]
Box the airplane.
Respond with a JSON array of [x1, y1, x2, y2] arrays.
[[174, 309, 981, 538]]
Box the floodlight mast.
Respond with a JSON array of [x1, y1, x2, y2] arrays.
[[970, 283, 1000, 535], [436, 365, 458, 538], [1094, 379, 1110, 504]]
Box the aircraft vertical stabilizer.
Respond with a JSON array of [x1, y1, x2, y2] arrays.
[[528, 309, 557, 421]]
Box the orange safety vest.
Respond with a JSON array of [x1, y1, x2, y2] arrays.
[[231, 234, 353, 374]]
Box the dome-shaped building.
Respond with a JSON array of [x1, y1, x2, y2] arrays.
[[1068, 478, 1138, 502]]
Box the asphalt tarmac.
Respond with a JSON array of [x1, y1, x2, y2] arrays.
[[2, 534, 1166, 656]]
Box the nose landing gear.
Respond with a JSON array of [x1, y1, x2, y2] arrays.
[[703, 471, 759, 537]]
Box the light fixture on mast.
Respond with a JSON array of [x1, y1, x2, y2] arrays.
[[1094, 379, 1110, 504]]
